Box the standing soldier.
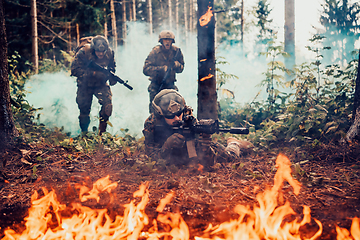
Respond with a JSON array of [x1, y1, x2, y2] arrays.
[[143, 30, 185, 113], [71, 35, 118, 135]]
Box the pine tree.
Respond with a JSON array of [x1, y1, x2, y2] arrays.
[[320, 0, 360, 65]]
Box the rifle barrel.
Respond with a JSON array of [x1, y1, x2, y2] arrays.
[[219, 128, 249, 134]]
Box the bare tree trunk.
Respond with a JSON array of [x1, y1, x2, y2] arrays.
[[132, 0, 136, 21], [76, 23, 80, 46], [129, 1, 133, 21], [0, 0, 17, 150], [175, 0, 179, 38], [197, 0, 216, 120], [189, 0, 193, 32], [122, 0, 126, 45], [148, 0, 153, 35], [184, 0, 188, 46], [110, 0, 118, 51], [284, 0, 295, 77], [345, 50, 360, 143], [241, 0, 244, 52], [31, 0, 39, 74], [103, 4, 108, 39], [168, 0, 172, 29], [67, 22, 71, 52]]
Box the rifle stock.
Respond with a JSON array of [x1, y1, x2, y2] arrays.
[[88, 61, 133, 90]]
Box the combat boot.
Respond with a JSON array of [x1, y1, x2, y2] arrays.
[[79, 115, 90, 133], [99, 120, 107, 135]]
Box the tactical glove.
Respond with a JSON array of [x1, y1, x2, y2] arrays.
[[174, 61, 181, 69], [109, 76, 117, 86], [160, 133, 185, 158], [92, 71, 109, 81]]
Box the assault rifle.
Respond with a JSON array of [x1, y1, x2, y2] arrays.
[[88, 61, 133, 90], [158, 48, 181, 91], [171, 115, 249, 158], [172, 115, 249, 138]]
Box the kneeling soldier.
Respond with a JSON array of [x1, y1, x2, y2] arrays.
[[142, 89, 252, 168]]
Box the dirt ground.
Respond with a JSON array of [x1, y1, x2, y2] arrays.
[[0, 140, 359, 239]]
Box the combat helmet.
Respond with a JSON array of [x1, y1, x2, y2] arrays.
[[91, 35, 109, 52], [152, 89, 185, 118], [158, 30, 175, 43]]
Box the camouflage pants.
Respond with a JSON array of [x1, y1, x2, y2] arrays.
[[76, 85, 113, 131], [148, 81, 178, 113]]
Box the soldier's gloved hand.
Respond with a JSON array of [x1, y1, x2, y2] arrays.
[[92, 71, 109, 81], [174, 61, 181, 69], [109, 77, 117, 86], [160, 133, 185, 158], [163, 65, 168, 73]]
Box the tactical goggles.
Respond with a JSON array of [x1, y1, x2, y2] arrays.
[[164, 111, 183, 119]]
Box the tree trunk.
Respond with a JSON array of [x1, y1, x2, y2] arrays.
[[110, 0, 117, 51], [189, 0, 194, 32], [168, 0, 172, 29], [284, 0, 295, 76], [122, 0, 126, 45], [184, 0, 188, 46], [241, 0, 244, 52], [148, 0, 153, 35], [103, 4, 108, 39], [197, 0, 217, 120], [175, 0, 179, 38], [132, 0, 136, 21], [76, 23, 80, 46], [31, 0, 39, 74], [0, 0, 17, 150], [67, 22, 71, 52], [345, 50, 360, 142]]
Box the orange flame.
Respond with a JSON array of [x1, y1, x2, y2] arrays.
[[336, 217, 360, 240], [199, 6, 213, 27], [200, 74, 214, 82], [195, 154, 323, 240], [2, 155, 359, 240]]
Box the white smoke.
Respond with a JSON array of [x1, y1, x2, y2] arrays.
[[25, 17, 326, 138]]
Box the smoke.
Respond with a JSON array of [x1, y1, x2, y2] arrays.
[[25, 16, 331, 138], [25, 22, 199, 138]]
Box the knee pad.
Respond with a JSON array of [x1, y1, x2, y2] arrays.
[[104, 103, 113, 117]]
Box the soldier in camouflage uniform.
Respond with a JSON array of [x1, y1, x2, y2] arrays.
[[71, 35, 117, 135], [143, 30, 185, 113], [142, 89, 246, 168]]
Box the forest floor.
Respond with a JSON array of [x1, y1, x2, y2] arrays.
[[0, 138, 359, 239]]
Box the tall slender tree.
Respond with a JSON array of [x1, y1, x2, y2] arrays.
[[197, 0, 217, 119], [345, 50, 360, 142], [0, 0, 17, 150], [284, 0, 295, 73], [148, 0, 153, 34], [110, 0, 117, 50], [31, 0, 39, 73], [320, 0, 360, 65]]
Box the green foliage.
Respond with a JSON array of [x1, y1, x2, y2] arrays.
[[219, 47, 358, 149], [214, 0, 243, 45], [254, 0, 274, 45], [259, 42, 290, 108], [319, 0, 360, 65]]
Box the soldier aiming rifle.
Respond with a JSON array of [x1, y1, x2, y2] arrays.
[[143, 90, 253, 169]]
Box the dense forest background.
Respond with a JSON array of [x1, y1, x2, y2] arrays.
[[3, 0, 360, 147]]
